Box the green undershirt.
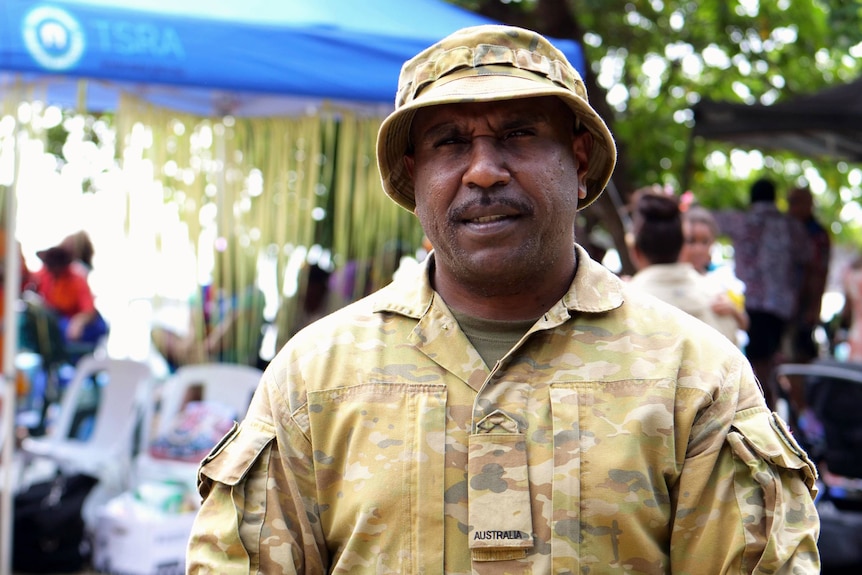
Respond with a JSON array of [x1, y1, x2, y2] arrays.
[[450, 309, 538, 369]]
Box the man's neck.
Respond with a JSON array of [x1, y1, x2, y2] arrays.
[[429, 253, 578, 321]]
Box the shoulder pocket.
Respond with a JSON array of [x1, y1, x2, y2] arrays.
[[197, 421, 275, 497], [729, 409, 818, 492]]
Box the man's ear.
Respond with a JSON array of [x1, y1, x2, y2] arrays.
[[403, 154, 415, 180], [573, 131, 593, 199]]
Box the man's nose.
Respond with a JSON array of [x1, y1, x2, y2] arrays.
[[462, 137, 511, 190]]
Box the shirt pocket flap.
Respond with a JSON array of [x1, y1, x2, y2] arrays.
[[730, 409, 818, 491], [198, 421, 275, 488]]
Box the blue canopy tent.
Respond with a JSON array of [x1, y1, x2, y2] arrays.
[[0, 0, 585, 114], [0, 2, 585, 570]]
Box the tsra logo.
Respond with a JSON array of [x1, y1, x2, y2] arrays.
[[23, 6, 85, 71]]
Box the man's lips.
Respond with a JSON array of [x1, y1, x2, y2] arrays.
[[463, 213, 517, 224], [453, 198, 529, 224], [457, 209, 525, 235], [465, 214, 512, 224]]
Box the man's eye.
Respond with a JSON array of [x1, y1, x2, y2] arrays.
[[433, 136, 467, 147], [503, 128, 535, 140]]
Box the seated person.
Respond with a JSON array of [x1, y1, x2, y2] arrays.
[[58, 230, 95, 275], [152, 242, 266, 372], [24, 243, 108, 359]]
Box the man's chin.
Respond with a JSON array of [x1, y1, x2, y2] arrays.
[[450, 253, 540, 287]]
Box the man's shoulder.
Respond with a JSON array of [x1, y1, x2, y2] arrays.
[[619, 282, 739, 349], [277, 281, 424, 358], [290, 294, 385, 340], [264, 295, 406, 395]]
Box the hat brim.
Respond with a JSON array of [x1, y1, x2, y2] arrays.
[[377, 72, 617, 213]]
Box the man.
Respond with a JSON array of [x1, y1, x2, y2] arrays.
[[714, 179, 811, 409], [187, 25, 819, 573], [787, 185, 831, 363]]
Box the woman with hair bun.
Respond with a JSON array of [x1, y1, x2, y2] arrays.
[[627, 187, 737, 342]]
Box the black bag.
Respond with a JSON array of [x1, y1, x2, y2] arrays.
[[12, 472, 99, 573]]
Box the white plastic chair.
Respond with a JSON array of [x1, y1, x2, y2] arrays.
[[20, 355, 154, 480], [135, 363, 263, 491]]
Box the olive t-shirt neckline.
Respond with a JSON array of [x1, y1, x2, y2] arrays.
[[450, 309, 538, 369]]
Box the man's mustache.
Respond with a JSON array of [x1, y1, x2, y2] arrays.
[[449, 195, 533, 222]]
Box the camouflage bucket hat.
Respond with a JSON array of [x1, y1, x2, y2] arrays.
[[377, 24, 617, 213]]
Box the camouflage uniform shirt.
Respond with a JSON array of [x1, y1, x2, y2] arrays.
[[187, 245, 820, 574]]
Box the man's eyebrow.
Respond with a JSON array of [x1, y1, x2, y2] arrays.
[[506, 109, 554, 124], [415, 112, 552, 142], [412, 121, 464, 146], [499, 114, 550, 130]]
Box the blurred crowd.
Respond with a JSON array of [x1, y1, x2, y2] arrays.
[[623, 177, 856, 414], [4, 177, 857, 417]]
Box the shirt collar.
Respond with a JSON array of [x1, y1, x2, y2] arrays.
[[372, 244, 625, 320]]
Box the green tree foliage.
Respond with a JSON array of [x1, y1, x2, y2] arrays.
[[451, 0, 862, 271]]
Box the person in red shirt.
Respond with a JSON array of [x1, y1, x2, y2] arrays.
[[29, 244, 107, 348]]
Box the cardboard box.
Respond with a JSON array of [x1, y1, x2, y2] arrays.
[[93, 493, 197, 575]]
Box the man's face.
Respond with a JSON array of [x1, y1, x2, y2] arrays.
[[404, 96, 592, 295]]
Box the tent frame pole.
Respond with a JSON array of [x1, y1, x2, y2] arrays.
[[1, 114, 23, 575]]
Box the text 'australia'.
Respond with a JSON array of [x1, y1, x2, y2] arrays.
[[473, 531, 526, 541]]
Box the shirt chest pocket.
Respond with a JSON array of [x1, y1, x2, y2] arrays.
[[546, 381, 678, 565], [306, 383, 448, 549]]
